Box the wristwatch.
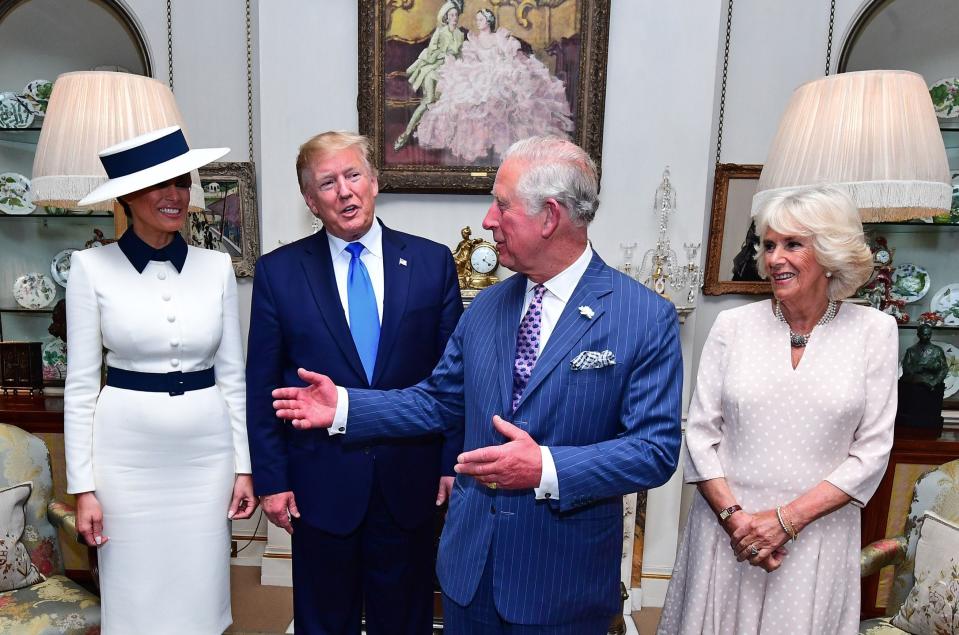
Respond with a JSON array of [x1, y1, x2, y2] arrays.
[[718, 504, 742, 522]]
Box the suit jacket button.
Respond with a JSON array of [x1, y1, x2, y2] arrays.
[[364, 446, 370, 454], [490, 505, 496, 514]]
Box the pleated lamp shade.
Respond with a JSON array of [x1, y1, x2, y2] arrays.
[[31, 71, 205, 211], [752, 70, 951, 222]]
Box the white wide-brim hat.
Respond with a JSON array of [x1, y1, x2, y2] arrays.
[[78, 126, 228, 207]]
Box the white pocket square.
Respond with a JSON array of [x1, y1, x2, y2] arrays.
[[570, 350, 616, 371]]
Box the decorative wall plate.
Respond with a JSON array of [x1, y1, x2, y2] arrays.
[[0, 91, 34, 128], [41, 336, 67, 381], [929, 77, 959, 118], [19, 79, 52, 115], [890, 263, 930, 303], [0, 172, 35, 215], [930, 284, 959, 326], [13, 272, 56, 309], [50, 249, 76, 288], [932, 341, 959, 399]]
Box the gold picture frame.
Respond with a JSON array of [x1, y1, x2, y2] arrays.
[[702, 163, 771, 296], [358, 0, 610, 193]]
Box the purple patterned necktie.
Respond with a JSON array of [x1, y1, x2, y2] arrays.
[[511, 284, 547, 411]]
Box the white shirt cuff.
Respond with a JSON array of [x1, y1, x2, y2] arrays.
[[534, 446, 559, 500], [328, 386, 349, 435]]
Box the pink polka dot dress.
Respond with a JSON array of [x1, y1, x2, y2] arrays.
[[658, 300, 898, 635]]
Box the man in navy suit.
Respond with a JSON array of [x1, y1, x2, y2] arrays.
[[246, 131, 463, 634], [272, 136, 682, 633]]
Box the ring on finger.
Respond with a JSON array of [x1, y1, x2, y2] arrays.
[[486, 482, 498, 490], [749, 544, 759, 557]]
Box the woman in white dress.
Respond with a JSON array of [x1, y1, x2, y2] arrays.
[[658, 186, 898, 634], [64, 126, 257, 634]]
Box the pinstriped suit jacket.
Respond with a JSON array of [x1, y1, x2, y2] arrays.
[[346, 251, 683, 625]]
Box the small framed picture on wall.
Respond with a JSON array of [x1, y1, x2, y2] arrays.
[[182, 162, 260, 278]]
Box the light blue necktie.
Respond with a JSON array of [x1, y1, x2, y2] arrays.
[[345, 242, 379, 383]]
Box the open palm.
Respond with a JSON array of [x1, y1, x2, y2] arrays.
[[272, 368, 338, 429]]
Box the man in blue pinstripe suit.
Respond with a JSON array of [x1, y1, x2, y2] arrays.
[[273, 136, 683, 634]]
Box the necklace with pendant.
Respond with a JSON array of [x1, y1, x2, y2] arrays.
[[775, 299, 839, 348]]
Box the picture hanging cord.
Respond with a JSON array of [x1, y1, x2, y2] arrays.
[[166, 0, 173, 91], [824, 0, 836, 75], [715, 0, 733, 166], [246, 0, 255, 168]]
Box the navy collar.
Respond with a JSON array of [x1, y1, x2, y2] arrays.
[[118, 230, 188, 273]]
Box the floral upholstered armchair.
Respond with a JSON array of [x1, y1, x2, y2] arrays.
[[859, 458, 959, 634], [0, 423, 100, 635]]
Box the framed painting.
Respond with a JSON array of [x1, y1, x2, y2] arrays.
[[358, 0, 610, 193], [181, 162, 260, 277], [702, 163, 771, 296]]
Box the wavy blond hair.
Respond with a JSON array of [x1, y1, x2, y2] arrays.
[[296, 131, 375, 192], [753, 185, 873, 300]]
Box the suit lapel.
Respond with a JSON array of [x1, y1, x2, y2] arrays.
[[301, 230, 368, 384], [371, 224, 410, 386], [514, 253, 613, 411], [496, 276, 527, 414]]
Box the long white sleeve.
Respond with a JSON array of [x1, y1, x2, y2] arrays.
[[683, 310, 732, 483], [824, 313, 898, 506], [212, 253, 251, 473], [63, 251, 103, 494]]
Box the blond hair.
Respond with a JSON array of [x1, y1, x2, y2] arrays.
[[295, 131, 376, 192], [753, 185, 874, 300]]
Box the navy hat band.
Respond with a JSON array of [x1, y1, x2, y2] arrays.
[[100, 128, 190, 179]]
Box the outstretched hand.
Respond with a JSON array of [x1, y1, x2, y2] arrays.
[[272, 368, 338, 429], [454, 415, 542, 490]]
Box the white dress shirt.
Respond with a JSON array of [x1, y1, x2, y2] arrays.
[[326, 221, 384, 437], [333, 244, 594, 500], [326, 220, 385, 325], [524, 244, 593, 500]]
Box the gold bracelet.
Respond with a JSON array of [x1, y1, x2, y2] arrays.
[[776, 505, 798, 541]]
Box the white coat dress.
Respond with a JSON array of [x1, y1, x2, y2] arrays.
[[64, 240, 251, 634]]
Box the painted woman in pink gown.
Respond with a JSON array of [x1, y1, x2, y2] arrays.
[[416, 9, 573, 163]]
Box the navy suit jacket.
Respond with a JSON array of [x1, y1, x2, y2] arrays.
[[345, 252, 683, 624], [246, 222, 463, 533]]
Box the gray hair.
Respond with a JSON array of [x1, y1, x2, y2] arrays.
[[753, 185, 874, 300], [501, 136, 599, 226], [296, 130, 376, 192]]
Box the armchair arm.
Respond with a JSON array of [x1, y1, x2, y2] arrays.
[[47, 499, 100, 590], [47, 500, 78, 536], [860, 536, 908, 578]]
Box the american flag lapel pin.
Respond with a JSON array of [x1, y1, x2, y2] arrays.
[[399, 258, 408, 266]]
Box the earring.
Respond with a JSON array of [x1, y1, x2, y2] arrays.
[[825, 271, 833, 278]]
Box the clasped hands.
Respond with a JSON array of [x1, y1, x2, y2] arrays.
[[272, 368, 543, 490], [725, 509, 790, 572]]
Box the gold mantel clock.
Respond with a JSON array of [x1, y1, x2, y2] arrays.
[[453, 226, 499, 299]]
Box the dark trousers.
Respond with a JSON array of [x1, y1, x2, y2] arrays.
[[442, 549, 612, 635], [291, 483, 435, 635]]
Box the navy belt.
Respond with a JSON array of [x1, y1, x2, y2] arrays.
[[106, 366, 215, 396]]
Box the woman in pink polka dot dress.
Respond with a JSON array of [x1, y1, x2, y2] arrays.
[[658, 186, 898, 634]]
